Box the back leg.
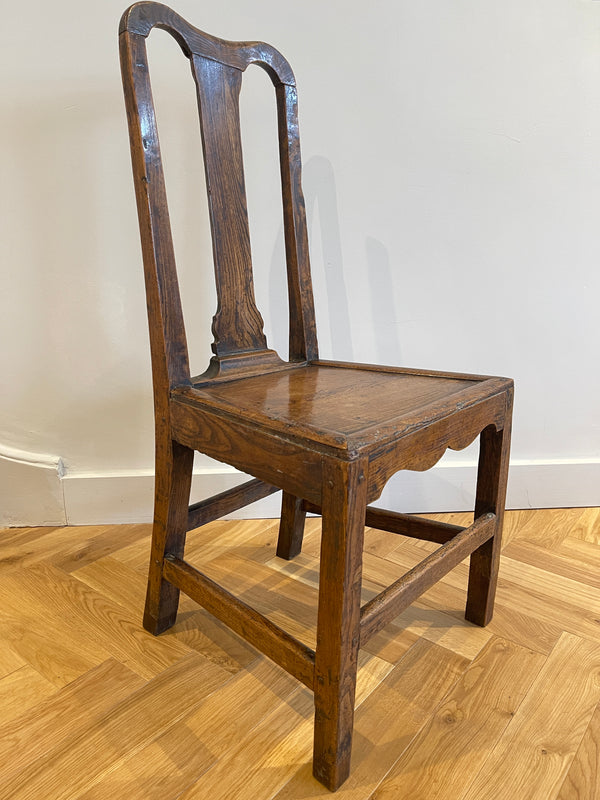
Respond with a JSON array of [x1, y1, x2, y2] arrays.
[[465, 402, 513, 626], [276, 492, 306, 560]]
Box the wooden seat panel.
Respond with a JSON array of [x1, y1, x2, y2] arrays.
[[176, 363, 508, 453], [192, 364, 477, 433]]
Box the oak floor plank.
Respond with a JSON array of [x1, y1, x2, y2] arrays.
[[383, 544, 600, 648], [176, 652, 393, 800], [0, 663, 57, 725], [73, 554, 150, 610], [76, 657, 298, 800], [86, 548, 289, 675], [567, 508, 600, 545], [0, 658, 146, 791], [273, 639, 469, 800], [503, 539, 600, 589], [3, 653, 231, 800], [460, 633, 600, 800], [497, 555, 600, 616], [493, 575, 600, 645], [73, 555, 258, 673], [0, 526, 63, 558], [558, 535, 600, 574], [446, 595, 562, 656], [0, 525, 146, 574], [499, 508, 585, 549], [1, 561, 195, 679], [52, 524, 150, 573], [0, 639, 26, 678], [370, 637, 545, 800], [0, 598, 114, 687], [557, 701, 600, 800], [0, 526, 80, 573]]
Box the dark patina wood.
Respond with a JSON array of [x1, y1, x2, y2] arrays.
[[359, 512, 496, 642], [187, 478, 278, 531], [303, 501, 466, 544], [313, 458, 367, 789], [120, 2, 514, 790], [277, 491, 307, 560]]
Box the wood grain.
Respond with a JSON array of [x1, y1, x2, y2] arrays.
[[557, 701, 600, 800], [2, 654, 230, 800], [74, 555, 258, 673], [460, 633, 600, 800], [0, 664, 56, 725], [76, 659, 299, 800], [371, 637, 545, 800], [0, 658, 146, 794], [174, 651, 392, 800]]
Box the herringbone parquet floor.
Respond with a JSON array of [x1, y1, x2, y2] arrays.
[[1, 507, 599, 799]]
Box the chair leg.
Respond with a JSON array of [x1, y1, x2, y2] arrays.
[[143, 439, 194, 635], [465, 407, 513, 627], [276, 492, 306, 560], [313, 459, 367, 791]]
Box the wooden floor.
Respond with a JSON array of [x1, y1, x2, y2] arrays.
[[1, 507, 599, 799]]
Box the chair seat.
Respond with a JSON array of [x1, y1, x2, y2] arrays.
[[173, 360, 511, 455]]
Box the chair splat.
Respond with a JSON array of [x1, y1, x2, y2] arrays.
[[120, 1, 318, 382]]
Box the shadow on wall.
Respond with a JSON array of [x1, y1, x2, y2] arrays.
[[270, 154, 403, 367], [297, 155, 353, 360], [364, 236, 402, 366]]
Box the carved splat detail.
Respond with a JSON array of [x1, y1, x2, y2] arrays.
[[191, 55, 270, 361]]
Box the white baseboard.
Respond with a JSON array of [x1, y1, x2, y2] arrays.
[[0, 446, 66, 526], [2, 452, 599, 527], [374, 458, 600, 515], [61, 467, 257, 525]]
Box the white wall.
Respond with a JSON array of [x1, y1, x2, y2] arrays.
[[1, 0, 599, 525]]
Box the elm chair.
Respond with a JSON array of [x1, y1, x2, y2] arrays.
[[119, 2, 513, 790]]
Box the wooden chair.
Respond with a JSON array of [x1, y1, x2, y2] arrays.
[[119, 2, 513, 790]]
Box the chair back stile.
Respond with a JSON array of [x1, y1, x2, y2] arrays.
[[120, 28, 190, 394], [119, 1, 318, 395]]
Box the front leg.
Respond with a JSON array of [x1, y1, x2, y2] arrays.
[[312, 458, 368, 790]]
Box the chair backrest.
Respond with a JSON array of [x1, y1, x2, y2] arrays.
[[119, 1, 318, 390]]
